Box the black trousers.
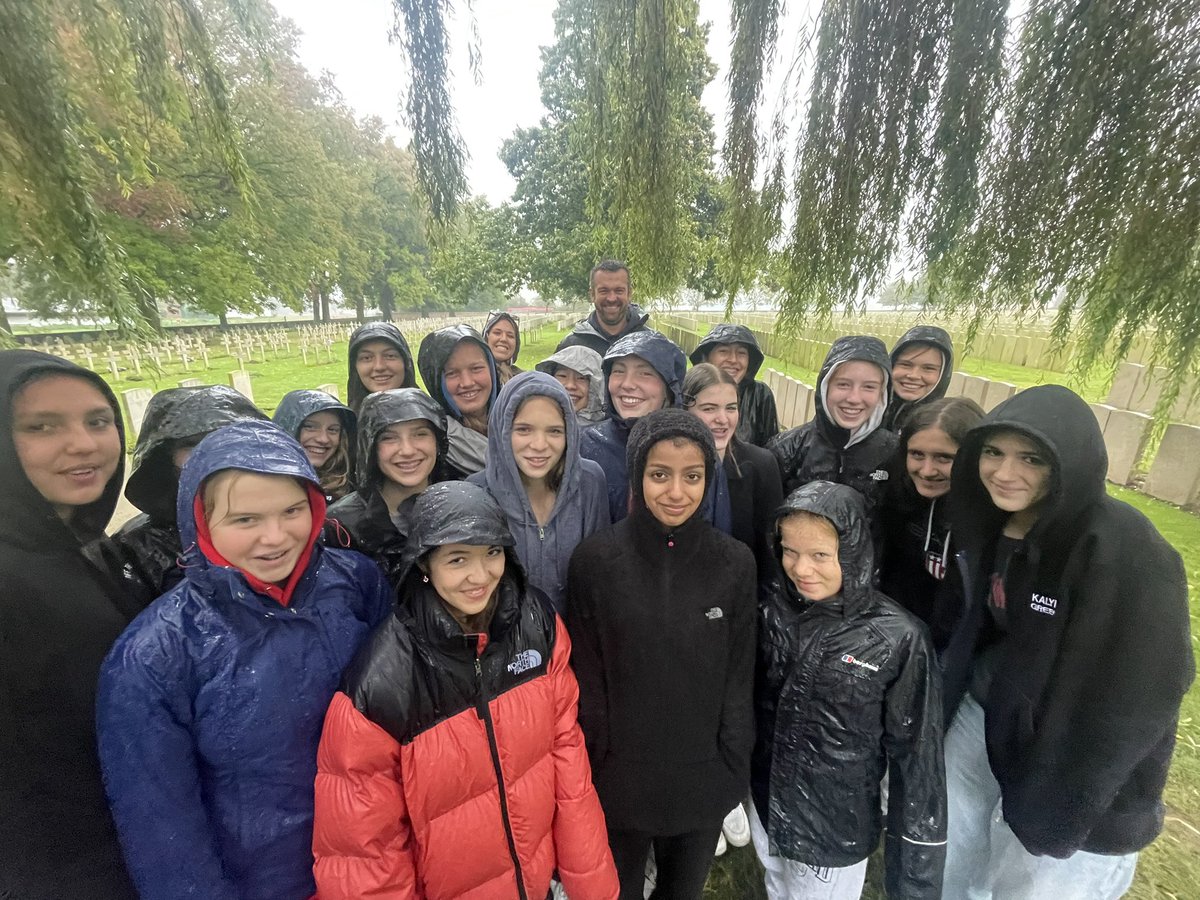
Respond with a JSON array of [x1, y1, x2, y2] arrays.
[[608, 822, 723, 900]]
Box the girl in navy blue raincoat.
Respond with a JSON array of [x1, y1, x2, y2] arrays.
[[96, 419, 391, 900]]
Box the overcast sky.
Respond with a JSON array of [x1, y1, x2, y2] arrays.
[[267, 0, 814, 204]]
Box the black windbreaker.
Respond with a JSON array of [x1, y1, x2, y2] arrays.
[[346, 322, 418, 413], [941, 385, 1194, 858], [690, 322, 780, 447], [85, 385, 266, 609], [555, 304, 651, 356], [882, 325, 954, 432], [767, 336, 898, 523], [0, 350, 137, 899], [753, 482, 944, 899], [323, 388, 448, 588]]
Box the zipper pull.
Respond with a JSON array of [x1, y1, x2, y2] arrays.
[[667, 531, 675, 549], [538, 525, 545, 541], [474, 657, 487, 719]]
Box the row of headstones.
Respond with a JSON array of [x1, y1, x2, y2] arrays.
[[660, 319, 1200, 511], [1104, 362, 1200, 425]]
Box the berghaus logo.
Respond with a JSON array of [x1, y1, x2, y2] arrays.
[[841, 653, 880, 672]]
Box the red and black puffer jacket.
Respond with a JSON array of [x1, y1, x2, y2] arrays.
[[313, 572, 617, 900]]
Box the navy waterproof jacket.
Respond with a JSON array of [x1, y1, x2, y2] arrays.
[[96, 420, 391, 900], [468, 372, 609, 611]]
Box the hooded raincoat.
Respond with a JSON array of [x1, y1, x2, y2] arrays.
[[579, 330, 687, 522], [468, 371, 609, 611], [417, 324, 500, 477], [484, 310, 524, 386], [767, 336, 898, 524], [567, 410, 756, 837], [86, 385, 267, 609], [753, 482, 945, 898], [313, 481, 618, 899], [555, 303, 650, 356], [347, 322, 418, 413], [882, 326, 954, 432], [96, 420, 391, 900], [324, 388, 448, 587], [690, 323, 780, 447], [536, 345, 607, 425], [940, 385, 1194, 858], [272, 389, 357, 501], [0, 350, 137, 899]]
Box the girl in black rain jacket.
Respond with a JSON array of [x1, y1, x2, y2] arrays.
[[753, 481, 945, 900], [0, 350, 137, 899]]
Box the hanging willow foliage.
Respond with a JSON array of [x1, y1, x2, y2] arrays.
[[582, 0, 704, 297], [0, 0, 261, 335], [389, 0, 470, 226], [933, 0, 1200, 411]]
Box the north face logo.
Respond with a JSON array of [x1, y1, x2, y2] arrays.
[[869, 469, 889, 481], [507, 649, 543, 675]]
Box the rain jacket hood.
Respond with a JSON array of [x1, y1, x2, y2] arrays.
[[347, 322, 417, 412], [949, 384, 1105, 554], [397, 481, 518, 590], [536, 345, 606, 424], [772, 481, 873, 612], [689, 322, 765, 382], [601, 329, 687, 421], [355, 388, 448, 489], [126, 385, 266, 524], [177, 419, 326, 607], [417, 324, 500, 421], [884, 325, 954, 431], [272, 389, 355, 441], [483, 310, 522, 365], [814, 335, 892, 450], [0, 349, 126, 544]]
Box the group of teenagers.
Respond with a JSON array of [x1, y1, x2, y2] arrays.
[[0, 259, 1193, 900]]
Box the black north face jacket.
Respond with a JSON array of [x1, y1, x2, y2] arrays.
[[753, 482, 945, 899], [690, 322, 780, 447]]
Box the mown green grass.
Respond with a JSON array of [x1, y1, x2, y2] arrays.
[[85, 322, 1198, 899]]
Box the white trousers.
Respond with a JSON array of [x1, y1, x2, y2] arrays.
[[748, 799, 868, 900]]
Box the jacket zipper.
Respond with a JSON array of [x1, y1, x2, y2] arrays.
[[474, 657, 529, 900]]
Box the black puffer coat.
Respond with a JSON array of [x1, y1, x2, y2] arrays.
[[0, 350, 137, 899], [882, 325, 954, 432], [690, 323, 780, 447], [767, 336, 898, 524], [753, 482, 944, 899], [346, 322, 418, 413], [85, 385, 266, 610], [942, 385, 1194, 857], [324, 389, 448, 588]]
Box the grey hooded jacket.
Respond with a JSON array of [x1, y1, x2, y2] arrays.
[[535, 345, 607, 425], [468, 372, 608, 611]]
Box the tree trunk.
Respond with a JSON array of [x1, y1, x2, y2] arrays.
[[218, 309, 229, 328], [380, 282, 395, 321], [136, 291, 163, 333], [0, 302, 11, 336], [311, 283, 321, 322], [355, 293, 365, 321]]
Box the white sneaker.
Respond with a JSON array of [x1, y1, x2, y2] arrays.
[[714, 831, 728, 856], [722, 802, 752, 848], [643, 848, 657, 899]]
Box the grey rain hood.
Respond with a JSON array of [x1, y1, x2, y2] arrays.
[[884, 325, 954, 431], [355, 388, 448, 489], [815, 335, 892, 451], [124, 385, 267, 524], [536, 345, 606, 424], [469, 371, 609, 610], [347, 322, 418, 413], [483, 311, 522, 365]]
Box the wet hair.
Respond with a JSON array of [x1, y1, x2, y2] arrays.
[[514, 393, 567, 494], [201, 470, 309, 525], [302, 413, 353, 500], [901, 397, 985, 450], [681, 362, 737, 407], [589, 259, 630, 287]]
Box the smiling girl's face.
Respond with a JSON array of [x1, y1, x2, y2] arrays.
[[204, 472, 312, 583], [425, 543, 506, 630]]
